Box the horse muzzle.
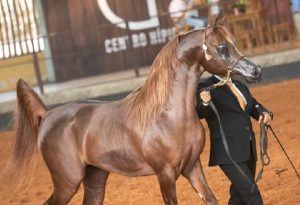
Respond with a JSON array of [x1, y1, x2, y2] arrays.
[[232, 58, 262, 84]]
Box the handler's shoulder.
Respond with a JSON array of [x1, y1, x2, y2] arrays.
[[197, 77, 214, 89], [233, 79, 248, 88]]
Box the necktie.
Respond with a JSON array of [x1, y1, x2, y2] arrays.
[[226, 81, 246, 111]]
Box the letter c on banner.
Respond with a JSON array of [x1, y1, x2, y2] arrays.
[[97, 0, 159, 30]]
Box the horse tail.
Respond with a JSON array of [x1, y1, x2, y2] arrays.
[[2, 79, 47, 191]]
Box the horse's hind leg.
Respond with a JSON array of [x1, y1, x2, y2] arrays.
[[41, 143, 84, 205], [157, 167, 178, 205], [43, 177, 82, 205], [43, 163, 83, 205], [183, 160, 218, 205], [82, 165, 110, 205]]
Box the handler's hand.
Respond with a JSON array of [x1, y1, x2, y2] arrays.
[[200, 90, 211, 104], [259, 112, 272, 125]]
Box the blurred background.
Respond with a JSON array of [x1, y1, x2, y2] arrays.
[[0, 0, 300, 130]]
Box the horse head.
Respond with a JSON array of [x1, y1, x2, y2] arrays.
[[176, 12, 261, 83]]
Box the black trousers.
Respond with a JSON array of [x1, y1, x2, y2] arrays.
[[219, 143, 263, 205]]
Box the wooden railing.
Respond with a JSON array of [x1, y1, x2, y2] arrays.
[[228, 9, 299, 56]]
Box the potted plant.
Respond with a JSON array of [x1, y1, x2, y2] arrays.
[[232, 0, 246, 15]]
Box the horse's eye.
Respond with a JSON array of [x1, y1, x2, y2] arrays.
[[217, 43, 229, 55]]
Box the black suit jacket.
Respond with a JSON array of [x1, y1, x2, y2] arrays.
[[196, 76, 268, 166]]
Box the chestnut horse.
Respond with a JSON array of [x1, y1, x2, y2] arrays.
[[3, 13, 261, 205]]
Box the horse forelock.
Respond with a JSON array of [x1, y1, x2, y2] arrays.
[[122, 37, 181, 132], [213, 25, 234, 45]]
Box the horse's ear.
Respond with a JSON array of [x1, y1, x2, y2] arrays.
[[176, 32, 188, 49], [212, 10, 227, 29], [176, 32, 185, 43]]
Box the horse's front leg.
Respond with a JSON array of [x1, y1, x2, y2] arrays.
[[157, 166, 178, 205], [183, 160, 218, 205]]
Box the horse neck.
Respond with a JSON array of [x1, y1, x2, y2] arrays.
[[166, 64, 201, 117], [121, 40, 201, 131]]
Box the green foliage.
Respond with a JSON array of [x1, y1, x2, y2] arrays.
[[232, 0, 246, 13]]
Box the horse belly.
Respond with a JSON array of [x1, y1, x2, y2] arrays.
[[94, 150, 155, 176], [84, 134, 155, 177]]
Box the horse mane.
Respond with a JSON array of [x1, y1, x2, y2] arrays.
[[122, 36, 181, 131]]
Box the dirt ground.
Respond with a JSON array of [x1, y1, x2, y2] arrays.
[[0, 79, 299, 205]]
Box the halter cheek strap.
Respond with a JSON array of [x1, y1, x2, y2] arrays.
[[202, 28, 213, 61], [202, 44, 212, 61]]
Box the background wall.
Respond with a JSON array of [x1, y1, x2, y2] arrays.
[[42, 0, 175, 82]]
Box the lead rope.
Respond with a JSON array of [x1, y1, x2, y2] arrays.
[[255, 105, 300, 182], [269, 126, 300, 181], [199, 74, 255, 191], [207, 82, 300, 197], [200, 70, 231, 91], [208, 101, 254, 188], [200, 27, 255, 189], [255, 116, 270, 183], [255, 104, 271, 184]]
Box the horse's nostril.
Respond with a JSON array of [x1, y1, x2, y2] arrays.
[[254, 66, 262, 83], [255, 65, 261, 76]]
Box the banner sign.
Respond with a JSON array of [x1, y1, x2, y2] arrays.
[[42, 0, 175, 81]]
